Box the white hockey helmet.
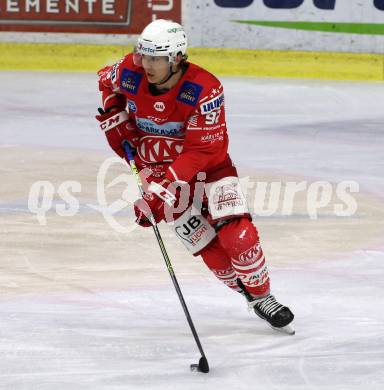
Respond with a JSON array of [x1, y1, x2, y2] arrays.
[[135, 19, 187, 63]]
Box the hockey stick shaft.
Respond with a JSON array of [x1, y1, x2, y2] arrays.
[[123, 141, 208, 361]]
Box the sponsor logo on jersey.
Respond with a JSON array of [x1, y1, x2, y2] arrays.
[[200, 130, 224, 142], [127, 99, 137, 113], [154, 101, 165, 112], [177, 81, 203, 106], [175, 216, 208, 247], [138, 136, 183, 163], [147, 115, 169, 124], [200, 93, 224, 114], [213, 182, 244, 211], [136, 118, 184, 137], [120, 69, 143, 95]]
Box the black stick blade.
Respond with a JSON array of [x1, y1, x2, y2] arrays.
[[190, 356, 210, 373], [198, 356, 210, 373]]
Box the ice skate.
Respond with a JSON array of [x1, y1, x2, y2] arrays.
[[248, 294, 295, 335]]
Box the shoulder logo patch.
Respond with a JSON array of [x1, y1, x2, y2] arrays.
[[177, 81, 203, 106], [120, 69, 143, 95]]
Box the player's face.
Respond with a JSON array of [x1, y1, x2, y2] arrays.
[[141, 55, 170, 83]]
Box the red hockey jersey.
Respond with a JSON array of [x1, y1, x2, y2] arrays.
[[98, 53, 229, 184]]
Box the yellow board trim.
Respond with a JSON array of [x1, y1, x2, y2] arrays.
[[0, 43, 383, 81]]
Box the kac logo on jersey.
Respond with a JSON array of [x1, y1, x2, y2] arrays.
[[138, 136, 183, 163], [238, 244, 262, 265], [200, 93, 224, 114], [120, 69, 142, 95], [177, 81, 203, 106]]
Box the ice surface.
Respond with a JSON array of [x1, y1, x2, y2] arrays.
[[0, 72, 383, 389]]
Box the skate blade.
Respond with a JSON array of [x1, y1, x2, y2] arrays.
[[270, 323, 295, 335]]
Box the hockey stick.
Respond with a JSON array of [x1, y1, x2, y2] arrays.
[[122, 141, 210, 374]]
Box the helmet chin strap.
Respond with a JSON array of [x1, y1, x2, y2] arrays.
[[153, 64, 178, 86]]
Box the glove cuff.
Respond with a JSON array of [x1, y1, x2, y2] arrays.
[[99, 111, 129, 132]]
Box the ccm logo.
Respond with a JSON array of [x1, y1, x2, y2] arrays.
[[100, 112, 128, 132]]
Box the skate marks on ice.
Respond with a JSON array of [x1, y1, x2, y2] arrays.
[[1, 146, 383, 295], [1, 147, 383, 390], [0, 267, 383, 390]]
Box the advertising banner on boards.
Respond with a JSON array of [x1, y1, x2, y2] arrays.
[[1, 1, 384, 52], [185, 0, 384, 53], [0, 0, 181, 34]]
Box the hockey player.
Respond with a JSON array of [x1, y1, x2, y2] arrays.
[[96, 19, 294, 334]]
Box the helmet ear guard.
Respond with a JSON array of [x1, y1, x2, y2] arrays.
[[170, 51, 188, 65]]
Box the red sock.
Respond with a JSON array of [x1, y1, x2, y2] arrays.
[[217, 218, 270, 298]]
